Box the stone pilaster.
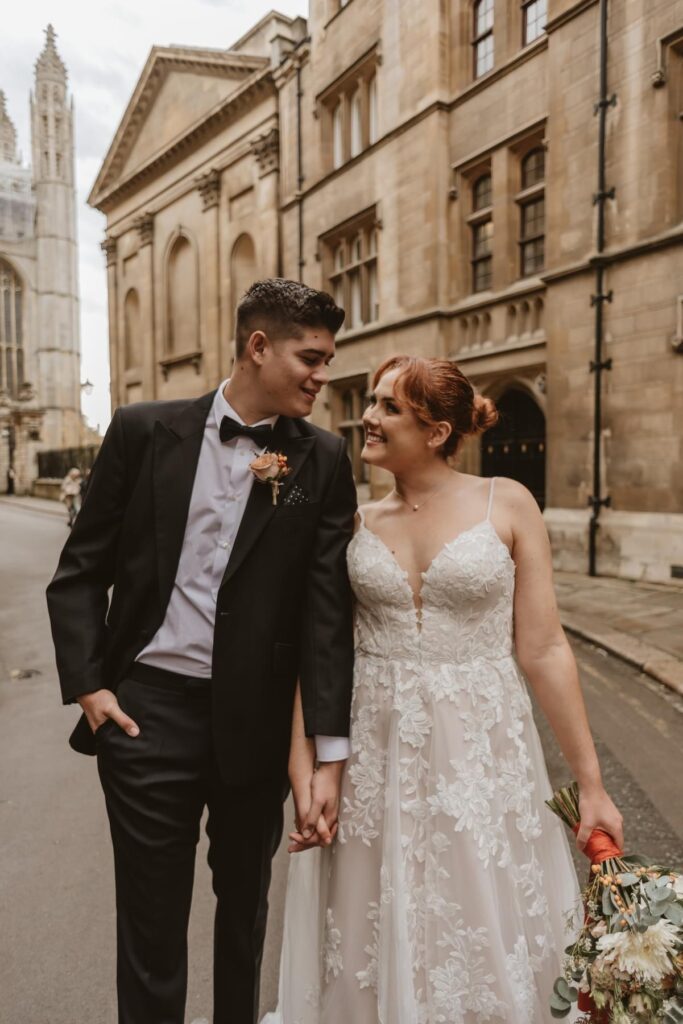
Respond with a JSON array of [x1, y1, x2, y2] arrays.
[[196, 171, 222, 381], [133, 214, 155, 399], [101, 236, 120, 409]]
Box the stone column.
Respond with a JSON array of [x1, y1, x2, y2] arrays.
[[251, 127, 280, 279], [196, 169, 222, 384], [133, 213, 155, 400], [492, 146, 514, 291], [101, 236, 120, 411]]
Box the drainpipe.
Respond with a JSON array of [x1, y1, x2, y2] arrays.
[[588, 0, 616, 576], [296, 57, 305, 282]]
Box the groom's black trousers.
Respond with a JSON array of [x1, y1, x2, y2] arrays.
[[95, 664, 288, 1024]]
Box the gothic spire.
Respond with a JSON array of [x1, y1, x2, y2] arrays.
[[35, 23, 67, 82]]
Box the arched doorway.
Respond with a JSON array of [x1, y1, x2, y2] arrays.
[[481, 389, 546, 508]]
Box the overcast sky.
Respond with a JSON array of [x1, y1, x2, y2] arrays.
[[1, 0, 308, 432]]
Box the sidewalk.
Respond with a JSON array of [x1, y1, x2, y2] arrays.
[[555, 572, 683, 697], [0, 494, 65, 519]]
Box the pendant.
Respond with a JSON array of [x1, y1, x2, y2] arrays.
[[413, 504, 419, 511]]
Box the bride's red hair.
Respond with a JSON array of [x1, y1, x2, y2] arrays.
[[373, 355, 498, 458]]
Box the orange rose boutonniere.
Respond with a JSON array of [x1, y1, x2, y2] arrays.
[[249, 451, 292, 506]]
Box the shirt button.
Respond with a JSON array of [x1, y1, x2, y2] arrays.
[[219, 541, 229, 550]]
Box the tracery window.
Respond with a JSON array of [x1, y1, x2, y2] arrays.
[[0, 259, 24, 397]]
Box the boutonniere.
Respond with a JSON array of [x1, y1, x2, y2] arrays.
[[249, 451, 292, 506]]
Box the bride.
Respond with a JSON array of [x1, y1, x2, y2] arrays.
[[264, 355, 623, 1024]]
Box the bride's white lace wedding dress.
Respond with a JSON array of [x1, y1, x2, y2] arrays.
[[264, 478, 580, 1024]]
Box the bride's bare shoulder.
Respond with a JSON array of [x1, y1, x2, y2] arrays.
[[489, 475, 540, 511], [355, 497, 393, 533]]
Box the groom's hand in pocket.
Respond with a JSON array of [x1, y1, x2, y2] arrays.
[[77, 689, 140, 737]]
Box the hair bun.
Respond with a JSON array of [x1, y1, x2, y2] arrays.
[[471, 394, 498, 434]]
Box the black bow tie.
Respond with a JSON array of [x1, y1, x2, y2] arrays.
[[219, 415, 274, 447]]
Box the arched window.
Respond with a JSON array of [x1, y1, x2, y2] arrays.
[[166, 234, 198, 353], [123, 288, 141, 370], [350, 87, 363, 158], [332, 100, 344, 169], [0, 259, 24, 397], [473, 0, 495, 78], [230, 233, 257, 339]]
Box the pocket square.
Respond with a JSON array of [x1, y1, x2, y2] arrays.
[[283, 482, 310, 507]]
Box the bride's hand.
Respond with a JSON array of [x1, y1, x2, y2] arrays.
[[577, 785, 624, 853], [287, 814, 338, 854]]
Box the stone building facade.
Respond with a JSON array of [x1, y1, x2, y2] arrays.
[[91, 2, 683, 583], [0, 26, 84, 493]]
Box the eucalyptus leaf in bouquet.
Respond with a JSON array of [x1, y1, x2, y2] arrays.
[[546, 782, 683, 1023]]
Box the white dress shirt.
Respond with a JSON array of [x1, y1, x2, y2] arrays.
[[137, 381, 350, 762]]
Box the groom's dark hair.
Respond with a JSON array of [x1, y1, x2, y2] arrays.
[[234, 278, 345, 358]]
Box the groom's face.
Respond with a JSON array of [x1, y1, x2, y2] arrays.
[[255, 327, 336, 418]]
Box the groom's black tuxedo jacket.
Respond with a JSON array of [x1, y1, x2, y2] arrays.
[[46, 391, 357, 784]]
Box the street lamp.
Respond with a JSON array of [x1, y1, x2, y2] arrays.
[[80, 379, 94, 396]]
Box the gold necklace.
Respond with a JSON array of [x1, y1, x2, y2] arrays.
[[393, 478, 451, 512]]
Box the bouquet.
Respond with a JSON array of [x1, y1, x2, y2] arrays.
[[546, 782, 683, 1023]]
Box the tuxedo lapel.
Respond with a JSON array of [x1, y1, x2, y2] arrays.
[[219, 418, 315, 589], [152, 391, 214, 607]]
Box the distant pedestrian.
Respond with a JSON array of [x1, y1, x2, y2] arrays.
[[59, 467, 82, 527], [79, 467, 91, 502]]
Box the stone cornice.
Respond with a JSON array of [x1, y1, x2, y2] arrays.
[[88, 48, 270, 210], [90, 69, 275, 212], [540, 224, 683, 283]]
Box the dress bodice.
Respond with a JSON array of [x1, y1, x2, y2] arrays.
[[347, 517, 515, 664]]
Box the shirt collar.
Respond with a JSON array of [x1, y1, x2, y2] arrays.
[[212, 379, 279, 433]]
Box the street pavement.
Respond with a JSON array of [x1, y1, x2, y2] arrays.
[[1, 496, 682, 1023]]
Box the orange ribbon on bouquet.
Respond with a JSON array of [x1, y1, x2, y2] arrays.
[[573, 824, 623, 864], [572, 825, 624, 1021]]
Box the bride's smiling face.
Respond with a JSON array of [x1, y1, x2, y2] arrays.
[[361, 369, 445, 473]]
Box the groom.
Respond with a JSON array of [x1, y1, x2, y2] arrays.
[[46, 279, 356, 1024]]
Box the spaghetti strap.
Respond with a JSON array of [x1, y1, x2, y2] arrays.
[[486, 477, 496, 521]]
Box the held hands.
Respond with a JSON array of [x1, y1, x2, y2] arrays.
[[288, 761, 344, 854], [77, 689, 140, 738], [576, 783, 624, 853]]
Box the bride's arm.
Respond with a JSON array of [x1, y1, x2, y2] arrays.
[[501, 478, 624, 852]]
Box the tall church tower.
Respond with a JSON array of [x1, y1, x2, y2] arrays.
[[30, 24, 81, 448]]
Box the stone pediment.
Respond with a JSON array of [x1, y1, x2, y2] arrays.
[[88, 46, 269, 208]]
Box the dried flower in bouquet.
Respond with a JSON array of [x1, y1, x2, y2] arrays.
[[546, 782, 683, 1023]]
